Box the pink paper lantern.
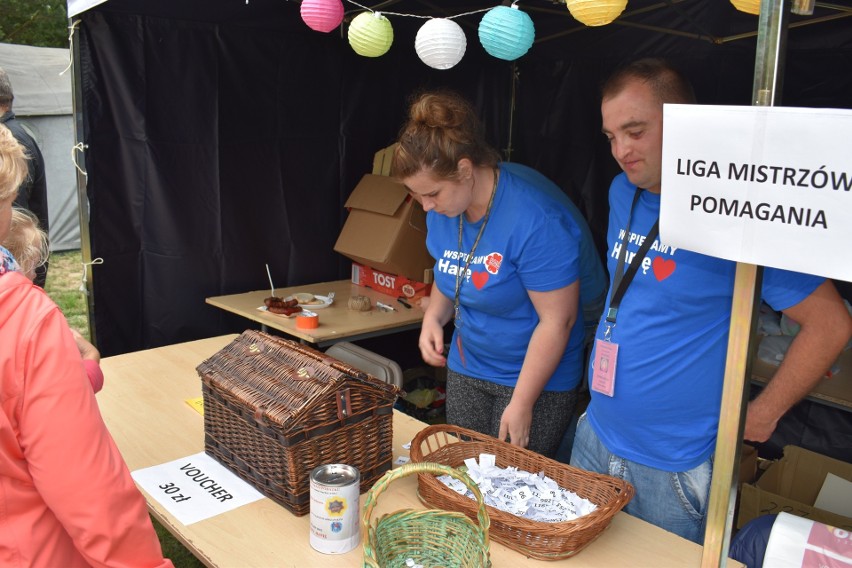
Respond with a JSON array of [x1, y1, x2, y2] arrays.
[[301, 0, 345, 33]]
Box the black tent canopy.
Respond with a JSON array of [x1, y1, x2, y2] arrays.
[[69, 0, 852, 356]]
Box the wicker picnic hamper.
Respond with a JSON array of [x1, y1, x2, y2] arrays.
[[362, 462, 491, 568], [196, 330, 400, 516], [410, 424, 635, 561]]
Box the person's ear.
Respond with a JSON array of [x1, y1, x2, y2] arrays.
[[456, 158, 473, 181]]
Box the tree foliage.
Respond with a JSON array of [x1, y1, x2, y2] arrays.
[[1, 1, 69, 48]]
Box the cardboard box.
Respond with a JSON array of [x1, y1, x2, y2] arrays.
[[737, 445, 852, 531], [351, 262, 431, 302], [334, 174, 434, 282]]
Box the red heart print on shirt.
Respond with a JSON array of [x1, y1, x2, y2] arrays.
[[471, 271, 489, 289], [652, 257, 676, 281]]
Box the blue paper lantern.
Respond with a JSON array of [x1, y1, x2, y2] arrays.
[[478, 5, 535, 61]]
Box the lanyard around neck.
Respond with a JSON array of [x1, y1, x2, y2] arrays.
[[606, 188, 659, 326], [454, 168, 498, 322]]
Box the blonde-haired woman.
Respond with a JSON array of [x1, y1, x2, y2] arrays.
[[5, 207, 47, 279], [0, 124, 173, 567], [3, 206, 105, 392]]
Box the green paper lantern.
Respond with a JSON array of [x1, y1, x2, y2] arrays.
[[348, 11, 394, 58]]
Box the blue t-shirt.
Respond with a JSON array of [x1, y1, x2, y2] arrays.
[[501, 163, 607, 332], [426, 164, 585, 391], [586, 173, 823, 471]]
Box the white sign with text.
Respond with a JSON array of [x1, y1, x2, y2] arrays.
[[132, 452, 264, 525], [660, 104, 852, 282]]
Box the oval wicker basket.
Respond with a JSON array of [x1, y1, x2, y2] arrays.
[[410, 424, 635, 561], [362, 462, 491, 568]]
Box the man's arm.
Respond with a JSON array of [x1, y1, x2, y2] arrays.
[[745, 280, 852, 441]]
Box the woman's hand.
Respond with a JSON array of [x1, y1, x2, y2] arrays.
[[498, 400, 533, 448], [500, 282, 579, 448], [419, 320, 447, 367], [418, 286, 453, 367], [71, 328, 100, 362]]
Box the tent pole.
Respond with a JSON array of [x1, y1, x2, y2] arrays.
[[68, 16, 97, 345], [701, 0, 790, 566]]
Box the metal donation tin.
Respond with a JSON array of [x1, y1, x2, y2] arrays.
[[309, 464, 360, 554]]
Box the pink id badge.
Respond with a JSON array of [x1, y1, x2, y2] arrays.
[[591, 339, 619, 397]]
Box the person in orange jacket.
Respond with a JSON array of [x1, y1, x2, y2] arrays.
[[3, 206, 105, 392], [0, 123, 173, 566]]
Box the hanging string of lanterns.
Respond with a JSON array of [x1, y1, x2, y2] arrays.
[[299, 0, 628, 69]]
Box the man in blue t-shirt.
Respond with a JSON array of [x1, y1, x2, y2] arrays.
[[570, 58, 852, 544]]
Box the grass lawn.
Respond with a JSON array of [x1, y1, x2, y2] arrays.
[[46, 250, 205, 567]]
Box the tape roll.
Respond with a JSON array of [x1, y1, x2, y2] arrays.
[[296, 313, 319, 329]]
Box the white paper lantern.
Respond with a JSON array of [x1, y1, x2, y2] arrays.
[[415, 18, 467, 70], [300, 0, 345, 33], [348, 12, 394, 58], [730, 0, 761, 15], [566, 0, 628, 26]]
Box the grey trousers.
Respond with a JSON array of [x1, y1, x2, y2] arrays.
[[445, 369, 577, 458]]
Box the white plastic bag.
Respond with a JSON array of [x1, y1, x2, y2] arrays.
[[763, 512, 852, 567]]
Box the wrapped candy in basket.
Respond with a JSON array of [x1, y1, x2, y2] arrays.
[[410, 424, 634, 560]]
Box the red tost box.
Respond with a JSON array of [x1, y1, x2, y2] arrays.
[[351, 262, 431, 303]]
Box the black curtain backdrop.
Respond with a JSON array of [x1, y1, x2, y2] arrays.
[[76, 0, 852, 356]]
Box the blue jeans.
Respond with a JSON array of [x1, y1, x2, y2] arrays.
[[570, 414, 712, 544]]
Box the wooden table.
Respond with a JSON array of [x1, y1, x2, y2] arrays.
[[752, 347, 852, 412], [98, 335, 737, 567], [206, 279, 424, 347]]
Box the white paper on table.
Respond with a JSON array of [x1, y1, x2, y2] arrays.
[[814, 473, 852, 518], [132, 452, 264, 525]]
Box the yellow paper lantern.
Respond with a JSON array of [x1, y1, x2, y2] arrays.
[[566, 0, 628, 27], [348, 11, 394, 58], [730, 0, 761, 15]]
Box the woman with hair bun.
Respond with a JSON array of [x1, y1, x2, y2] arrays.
[[391, 90, 589, 457]]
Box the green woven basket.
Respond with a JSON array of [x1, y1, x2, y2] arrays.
[[362, 462, 491, 568]]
